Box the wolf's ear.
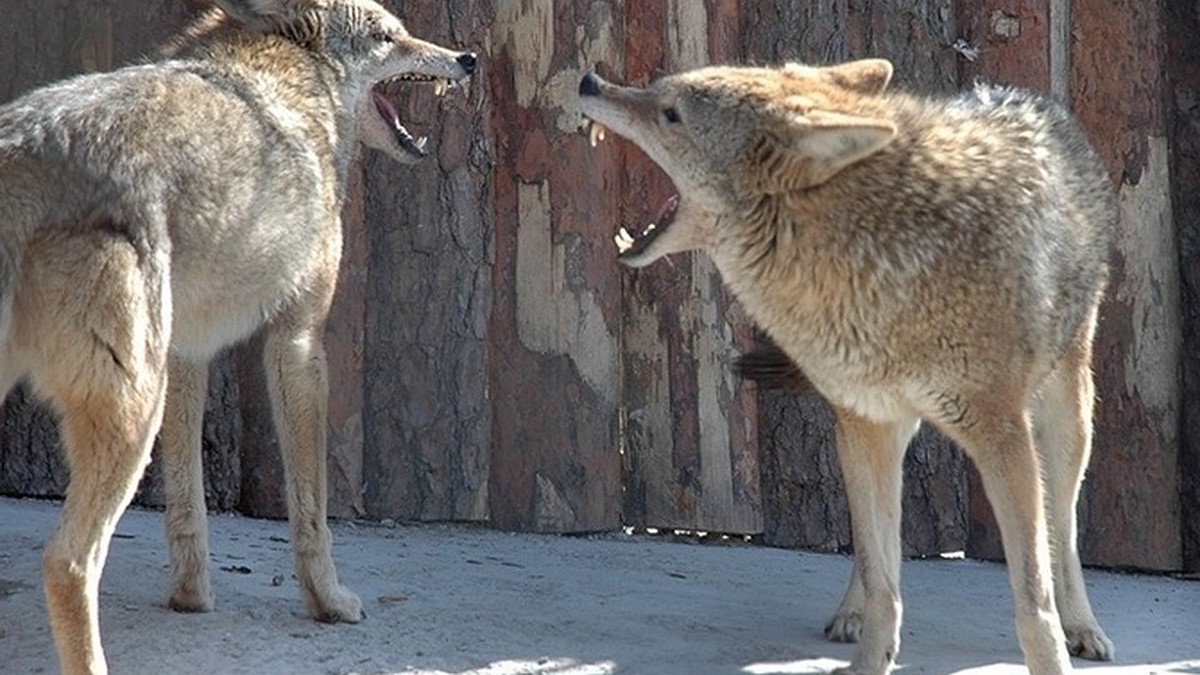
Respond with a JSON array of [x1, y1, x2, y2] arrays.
[[820, 59, 894, 96], [749, 110, 896, 193], [795, 110, 896, 169]]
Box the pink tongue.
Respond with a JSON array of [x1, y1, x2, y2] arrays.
[[372, 90, 401, 127]]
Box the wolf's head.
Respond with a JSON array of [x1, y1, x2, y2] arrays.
[[214, 0, 476, 163], [578, 60, 896, 267]]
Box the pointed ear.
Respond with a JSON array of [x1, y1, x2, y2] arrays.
[[820, 59, 894, 96], [794, 110, 896, 170], [748, 110, 896, 193]]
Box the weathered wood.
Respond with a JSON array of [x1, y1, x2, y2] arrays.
[[1167, 0, 1200, 573], [618, 0, 763, 536], [484, 0, 623, 532], [361, 0, 494, 523], [741, 0, 967, 557], [1067, 0, 1181, 571]]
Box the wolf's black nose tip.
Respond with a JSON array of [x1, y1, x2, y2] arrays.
[[457, 52, 477, 75], [579, 72, 601, 97]]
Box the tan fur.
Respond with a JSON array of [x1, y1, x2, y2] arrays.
[[581, 59, 1114, 675], [0, 2, 474, 673]]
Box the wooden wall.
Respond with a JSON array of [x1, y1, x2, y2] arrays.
[[0, 0, 1195, 572]]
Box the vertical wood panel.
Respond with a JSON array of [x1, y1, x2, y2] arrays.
[[1167, 0, 1200, 573], [485, 0, 622, 532], [1068, 0, 1181, 571], [362, 0, 493, 522], [619, 0, 762, 535]]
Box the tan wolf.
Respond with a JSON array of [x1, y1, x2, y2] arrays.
[[0, 1, 474, 672], [580, 59, 1114, 675]]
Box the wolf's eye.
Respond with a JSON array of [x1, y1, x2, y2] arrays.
[[372, 32, 393, 44], [663, 107, 682, 124]]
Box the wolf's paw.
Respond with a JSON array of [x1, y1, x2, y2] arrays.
[[168, 581, 214, 613], [832, 664, 886, 675], [825, 611, 864, 643], [312, 585, 364, 624], [1065, 624, 1114, 661]]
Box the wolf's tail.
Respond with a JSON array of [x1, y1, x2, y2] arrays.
[[732, 338, 817, 396]]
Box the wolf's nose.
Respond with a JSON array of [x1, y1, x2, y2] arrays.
[[457, 52, 477, 75], [579, 72, 601, 97]]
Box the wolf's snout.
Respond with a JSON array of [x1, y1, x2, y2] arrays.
[[457, 52, 477, 75], [579, 72, 601, 97]]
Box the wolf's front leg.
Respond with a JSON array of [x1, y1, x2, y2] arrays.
[[162, 356, 214, 612], [826, 556, 865, 643], [830, 409, 918, 675], [263, 320, 363, 623]]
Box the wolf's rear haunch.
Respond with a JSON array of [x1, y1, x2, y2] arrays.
[[0, 1, 474, 673], [581, 59, 1115, 675]]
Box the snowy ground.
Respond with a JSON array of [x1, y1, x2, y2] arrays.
[[0, 497, 1197, 674]]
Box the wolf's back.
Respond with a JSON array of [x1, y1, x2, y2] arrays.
[[963, 84, 1115, 349]]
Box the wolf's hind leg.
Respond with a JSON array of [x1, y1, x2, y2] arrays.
[[831, 409, 918, 675], [162, 356, 214, 612], [264, 318, 362, 623], [1031, 306, 1112, 660], [21, 226, 170, 675], [952, 403, 1071, 675]]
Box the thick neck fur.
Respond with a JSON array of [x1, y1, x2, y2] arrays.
[[163, 9, 356, 195]]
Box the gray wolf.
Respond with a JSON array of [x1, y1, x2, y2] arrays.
[[0, 1, 474, 672], [579, 59, 1114, 674]]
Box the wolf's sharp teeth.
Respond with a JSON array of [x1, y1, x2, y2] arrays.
[[415, 136, 428, 151], [589, 121, 608, 148], [615, 227, 635, 253], [435, 79, 449, 96]]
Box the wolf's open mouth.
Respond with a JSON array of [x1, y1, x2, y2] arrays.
[[614, 193, 678, 259], [372, 73, 459, 159], [582, 117, 679, 260]]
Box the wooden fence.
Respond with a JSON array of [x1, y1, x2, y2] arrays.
[[0, 0, 1196, 573]]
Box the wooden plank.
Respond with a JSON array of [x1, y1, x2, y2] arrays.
[[1166, 0, 1200, 573], [742, 0, 967, 557], [1067, 0, 1181, 571], [361, 0, 493, 523], [617, 0, 762, 535], [484, 0, 623, 532]]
